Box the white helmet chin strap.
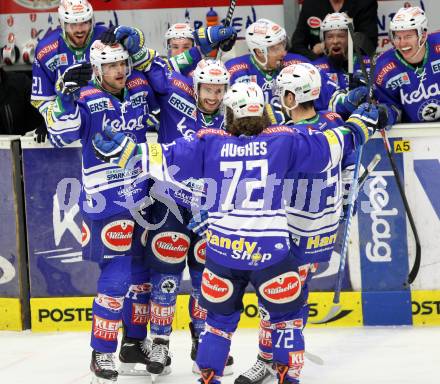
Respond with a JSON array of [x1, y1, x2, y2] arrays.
[[408, 35, 427, 61], [281, 93, 298, 112]]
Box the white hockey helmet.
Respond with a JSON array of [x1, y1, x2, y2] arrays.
[[246, 19, 287, 65], [319, 12, 349, 41], [390, 6, 428, 38], [90, 40, 131, 83], [193, 58, 230, 94], [275, 63, 321, 110], [223, 82, 265, 119], [165, 23, 194, 42], [58, 0, 94, 33]]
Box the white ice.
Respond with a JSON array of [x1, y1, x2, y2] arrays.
[[0, 327, 438, 384]]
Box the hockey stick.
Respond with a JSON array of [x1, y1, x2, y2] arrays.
[[216, 0, 237, 60], [310, 152, 380, 324], [379, 129, 421, 286], [311, 24, 377, 325], [346, 27, 421, 285]]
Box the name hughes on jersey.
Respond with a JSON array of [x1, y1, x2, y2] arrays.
[[220, 142, 268, 157]]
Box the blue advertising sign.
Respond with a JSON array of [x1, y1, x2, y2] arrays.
[[21, 140, 99, 297], [357, 137, 410, 291], [0, 137, 24, 297]]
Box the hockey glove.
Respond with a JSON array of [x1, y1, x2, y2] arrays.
[[348, 70, 367, 89], [187, 210, 209, 236], [343, 86, 368, 114], [99, 25, 118, 45], [33, 123, 48, 143], [93, 126, 139, 169], [193, 25, 237, 55], [377, 103, 396, 131], [344, 103, 379, 146], [219, 34, 237, 53], [113, 26, 145, 56], [56, 62, 92, 96]]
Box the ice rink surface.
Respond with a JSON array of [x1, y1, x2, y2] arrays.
[[1, 326, 438, 384]]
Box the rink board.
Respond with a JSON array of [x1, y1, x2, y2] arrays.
[[0, 298, 23, 331]]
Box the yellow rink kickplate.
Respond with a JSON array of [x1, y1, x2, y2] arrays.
[[411, 291, 440, 326], [0, 298, 23, 330]]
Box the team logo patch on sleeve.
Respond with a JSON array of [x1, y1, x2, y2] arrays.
[[101, 220, 135, 252], [201, 269, 233, 303], [259, 272, 301, 304], [151, 232, 190, 263]]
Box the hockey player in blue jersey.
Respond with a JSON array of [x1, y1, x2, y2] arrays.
[[313, 12, 371, 91], [234, 62, 358, 384], [374, 6, 440, 124], [100, 24, 237, 378], [225, 18, 368, 120], [46, 40, 161, 383], [31, 0, 107, 143], [92, 81, 379, 384], [165, 23, 195, 57]]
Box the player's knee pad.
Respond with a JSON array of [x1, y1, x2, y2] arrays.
[[81, 215, 136, 264], [146, 203, 191, 273]]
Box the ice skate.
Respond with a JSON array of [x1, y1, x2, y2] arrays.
[[234, 355, 275, 384], [90, 350, 118, 383], [147, 337, 172, 381], [118, 333, 151, 376]]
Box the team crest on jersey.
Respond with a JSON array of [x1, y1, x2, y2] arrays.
[[201, 269, 233, 303], [151, 231, 190, 263], [328, 72, 338, 83], [418, 99, 440, 121], [385, 72, 410, 90], [45, 53, 68, 72], [400, 79, 440, 106], [101, 220, 134, 252], [259, 271, 301, 304], [102, 113, 145, 131], [159, 276, 179, 293]]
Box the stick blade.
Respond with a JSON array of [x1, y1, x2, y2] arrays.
[[309, 304, 343, 324]]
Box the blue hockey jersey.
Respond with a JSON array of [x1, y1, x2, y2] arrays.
[[225, 53, 338, 111], [137, 125, 353, 270], [31, 25, 107, 122], [47, 70, 159, 220], [285, 111, 356, 262], [373, 31, 440, 123], [145, 56, 225, 143]]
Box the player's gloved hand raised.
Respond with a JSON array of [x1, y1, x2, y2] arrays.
[[348, 71, 367, 89], [93, 126, 138, 169], [377, 103, 395, 131], [99, 25, 118, 45], [219, 34, 237, 53], [193, 25, 237, 55], [187, 210, 209, 236], [345, 103, 379, 146], [112, 26, 145, 56], [57, 62, 92, 96], [343, 86, 368, 113]]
